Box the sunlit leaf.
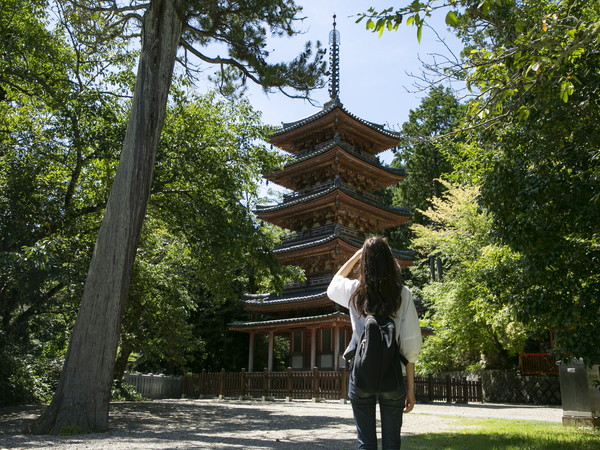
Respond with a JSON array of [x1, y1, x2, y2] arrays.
[[445, 11, 459, 26]]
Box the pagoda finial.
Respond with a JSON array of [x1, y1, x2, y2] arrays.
[[328, 14, 340, 101]]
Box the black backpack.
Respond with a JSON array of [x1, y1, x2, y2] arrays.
[[344, 315, 408, 394]]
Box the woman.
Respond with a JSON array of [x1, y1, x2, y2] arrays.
[[327, 236, 422, 450]]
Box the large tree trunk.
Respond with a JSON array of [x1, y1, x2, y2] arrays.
[[30, 0, 184, 434]]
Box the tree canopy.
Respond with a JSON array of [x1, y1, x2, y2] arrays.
[[1, 0, 130, 405], [391, 86, 464, 222], [412, 181, 526, 372], [24, 0, 327, 434], [0, 20, 292, 401], [1, 0, 320, 426], [364, 0, 600, 364]]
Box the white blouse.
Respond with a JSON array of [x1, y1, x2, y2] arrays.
[[327, 275, 423, 363]]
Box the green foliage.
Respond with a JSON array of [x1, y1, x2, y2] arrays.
[[120, 223, 199, 374], [1, 1, 308, 403], [365, 0, 600, 364], [0, 0, 131, 405], [104, 92, 300, 376], [385, 87, 465, 253], [360, 1, 600, 124], [411, 181, 525, 372], [450, 0, 600, 363], [111, 382, 144, 402], [163, 0, 327, 99], [361, 7, 404, 37], [391, 86, 465, 222], [0, 346, 64, 406], [0, 0, 69, 100], [153, 91, 291, 296], [0, 350, 38, 406]]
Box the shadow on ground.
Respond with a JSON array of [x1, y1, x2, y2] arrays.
[[0, 401, 357, 449]]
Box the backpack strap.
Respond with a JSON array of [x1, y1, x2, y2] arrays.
[[342, 330, 358, 362], [381, 314, 410, 366], [398, 350, 409, 366]]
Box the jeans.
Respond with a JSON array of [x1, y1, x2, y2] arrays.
[[349, 378, 405, 450]]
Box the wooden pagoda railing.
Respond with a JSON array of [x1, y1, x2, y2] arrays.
[[286, 274, 333, 289], [294, 139, 380, 167], [282, 180, 335, 203], [281, 224, 365, 247], [281, 179, 383, 206]]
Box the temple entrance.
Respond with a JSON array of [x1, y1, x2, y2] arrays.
[[244, 323, 352, 372]]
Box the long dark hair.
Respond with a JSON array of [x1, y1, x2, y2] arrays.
[[350, 236, 403, 317]]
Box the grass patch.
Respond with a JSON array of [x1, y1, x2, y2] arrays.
[[403, 418, 600, 449]]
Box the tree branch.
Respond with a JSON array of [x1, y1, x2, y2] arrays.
[[180, 40, 262, 85], [554, 20, 600, 68], [6, 283, 66, 339], [69, 0, 150, 14], [151, 189, 193, 196], [74, 201, 108, 216]]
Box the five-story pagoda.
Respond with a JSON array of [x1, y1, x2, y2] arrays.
[[231, 19, 412, 372]]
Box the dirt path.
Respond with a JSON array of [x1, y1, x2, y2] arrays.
[[0, 399, 562, 449]]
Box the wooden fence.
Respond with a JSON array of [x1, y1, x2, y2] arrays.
[[124, 373, 183, 399], [414, 375, 483, 404], [124, 369, 482, 403], [183, 368, 350, 401]]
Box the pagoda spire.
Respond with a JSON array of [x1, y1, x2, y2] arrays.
[[328, 14, 340, 102]]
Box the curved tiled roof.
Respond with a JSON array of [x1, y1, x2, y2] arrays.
[[272, 102, 401, 140], [274, 228, 414, 262], [275, 137, 406, 177], [230, 311, 350, 328], [255, 178, 410, 217], [243, 288, 328, 306], [275, 233, 344, 254]]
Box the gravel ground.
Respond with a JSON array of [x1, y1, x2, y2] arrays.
[[0, 399, 563, 449]]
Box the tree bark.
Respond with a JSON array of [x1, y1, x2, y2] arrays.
[[30, 0, 184, 434]]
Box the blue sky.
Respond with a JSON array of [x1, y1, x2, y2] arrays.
[[244, 1, 463, 165]]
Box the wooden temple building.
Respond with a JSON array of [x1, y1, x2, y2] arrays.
[[230, 20, 414, 372]]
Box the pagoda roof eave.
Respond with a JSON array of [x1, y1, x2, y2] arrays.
[[255, 180, 410, 218], [265, 139, 405, 190], [275, 232, 414, 262], [273, 103, 400, 140], [275, 233, 359, 255], [270, 103, 401, 154], [244, 297, 332, 312], [242, 288, 331, 312], [229, 312, 351, 333]]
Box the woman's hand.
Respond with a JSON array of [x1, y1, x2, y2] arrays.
[[404, 390, 416, 413], [334, 247, 363, 278]]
